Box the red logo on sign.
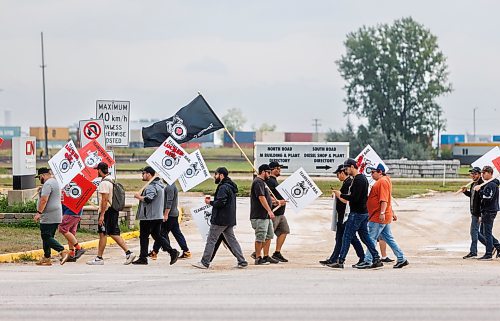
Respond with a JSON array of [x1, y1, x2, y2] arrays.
[[492, 156, 500, 173], [25, 141, 35, 155], [83, 122, 102, 140]]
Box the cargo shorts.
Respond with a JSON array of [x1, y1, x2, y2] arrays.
[[250, 218, 274, 242]]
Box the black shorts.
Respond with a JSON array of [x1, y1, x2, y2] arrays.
[[97, 208, 121, 236]]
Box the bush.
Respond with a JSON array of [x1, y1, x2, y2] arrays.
[[0, 196, 38, 213]]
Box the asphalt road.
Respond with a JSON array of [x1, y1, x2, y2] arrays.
[[1, 194, 499, 321]]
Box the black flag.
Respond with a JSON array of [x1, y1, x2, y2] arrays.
[[142, 95, 224, 147]]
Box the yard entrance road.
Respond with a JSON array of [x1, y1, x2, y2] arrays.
[[1, 193, 499, 321]]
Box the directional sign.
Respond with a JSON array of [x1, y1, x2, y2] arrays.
[[79, 119, 105, 148], [96, 100, 130, 147], [254, 142, 349, 176]]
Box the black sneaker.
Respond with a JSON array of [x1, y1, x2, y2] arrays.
[[393, 260, 409, 268], [381, 257, 395, 263], [477, 255, 493, 261], [132, 257, 148, 265], [237, 261, 248, 269], [255, 257, 270, 265], [272, 252, 288, 263], [326, 262, 344, 269], [463, 253, 477, 259], [251, 252, 256, 260], [353, 261, 371, 269], [370, 259, 384, 269], [73, 249, 86, 260], [169, 249, 180, 265], [66, 256, 77, 263], [263, 256, 279, 264], [319, 259, 332, 266], [497, 249, 500, 259]]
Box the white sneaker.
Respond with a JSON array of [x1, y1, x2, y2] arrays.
[[86, 257, 104, 265], [192, 261, 209, 269], [124, 252, 136, 265]]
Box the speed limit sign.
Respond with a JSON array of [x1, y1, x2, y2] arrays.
[[79, 119, 106, 148]]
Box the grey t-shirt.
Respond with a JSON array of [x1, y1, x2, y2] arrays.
[[164, 183, 179, 217], [38, 177, 62, 224]]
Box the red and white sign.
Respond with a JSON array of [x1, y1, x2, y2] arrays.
[[62, 174, 97, 213], [79, 140, 115, 181], [0, 137, 3, 146], [79, 119, 106, 148], [472, 146, 500, 177], [356, 145, 388, 186], [146, 136, 191, 185], [48, 140, 85, 187]]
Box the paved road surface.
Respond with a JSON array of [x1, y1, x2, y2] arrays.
[[1, 193, 499, 321]]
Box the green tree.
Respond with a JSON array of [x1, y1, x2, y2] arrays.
[[222, 108, 246, 132], [337, 17, 452, 149], [253, 123, 277, 132]]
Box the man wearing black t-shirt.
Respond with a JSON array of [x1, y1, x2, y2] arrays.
[[250, 164, 279, 265], [266, 162, 289, 262], [328, 158, 382, 269]]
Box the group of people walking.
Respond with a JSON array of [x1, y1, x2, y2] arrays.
[[33, 157, 496, 269]]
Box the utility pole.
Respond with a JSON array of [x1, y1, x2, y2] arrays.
[[312, 118, 321, 142], [437, 110, 441, 158], [40, 32, 49, 158], [473, 107, 478, 142]]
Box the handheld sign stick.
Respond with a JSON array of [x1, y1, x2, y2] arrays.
[[137, 175, 158, 195]]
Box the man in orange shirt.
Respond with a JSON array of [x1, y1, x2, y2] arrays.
[[354, 164, 408, 269]]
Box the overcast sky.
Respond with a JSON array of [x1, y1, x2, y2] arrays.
[[0, 0, 498, 136]]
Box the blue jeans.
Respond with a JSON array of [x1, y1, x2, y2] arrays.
[[481, 211, 498, 256], [470, 216, 481, 255], [328, 220, 365, 263], [365, 222, 406, 263], [339, 212, 379, 263]]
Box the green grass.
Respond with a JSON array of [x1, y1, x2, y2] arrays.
[[0, 223, 99, 254]]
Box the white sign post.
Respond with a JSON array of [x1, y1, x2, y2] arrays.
[[276, 167, 322, 213], [178, 150, 211, 192], [12, 136, 37, 190], [48, 140, 85, 187], [146, 137, 191, 185], [254, 142, 349, 176], [356, 145, 389, 186], [190, 204, 212, 242], [79, 119, 106, 148], [96, 100, 130, 147]]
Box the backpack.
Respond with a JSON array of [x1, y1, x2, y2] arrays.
[[103, 178, 126, 211]]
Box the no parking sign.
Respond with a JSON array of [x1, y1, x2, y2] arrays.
[[79, 119, 106, 148]]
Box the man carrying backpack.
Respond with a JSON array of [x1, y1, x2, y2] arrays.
[[87, 162, 136, 265]]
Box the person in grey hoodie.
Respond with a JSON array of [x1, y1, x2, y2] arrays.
[[133, 166, 179, 265], [192, 167, 248, 269]]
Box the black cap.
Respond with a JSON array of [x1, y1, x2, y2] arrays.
[[469, 167, 481, 174], [334, 164, 344, 174], [367, 163, 386, 173], [96, 162, 109, 172], [342, 158, 358, 169], [269, 161, 282, 169], [258, 164, 271, 173], [36, 167, 50, 178], [215, 167, 229, 177], [141, 166, 156, 175]]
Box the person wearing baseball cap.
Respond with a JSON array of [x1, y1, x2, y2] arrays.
[[460, 166, 495, 259], [328, 158, 382, 269], [265, 161, 289, 262], [476, 166, 500, 260]]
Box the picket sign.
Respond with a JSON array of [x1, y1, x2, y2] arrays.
[[276, 167, 322, 213], [146, 137, 191, 185], [355, 145, 388, 186], [48, 140, 85, 187], [178, 150, 211, 192], [61, 174, 97, 213], [190, 204, 212, 242], [79, 140, 115, 181]]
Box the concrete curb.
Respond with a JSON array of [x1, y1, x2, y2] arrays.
[[0, 231, 140, 263]]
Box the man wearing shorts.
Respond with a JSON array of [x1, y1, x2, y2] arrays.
[[58, 204, 86, 263], [250, 164, 279, 265], [87, 162, 135, 265], [266, 161, 289, 262]]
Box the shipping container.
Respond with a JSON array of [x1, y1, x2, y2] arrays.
[[37, 140, 68, 150], [285, 132, 313, 142], [129, 142, 144, 148], [223, 131, 256, 144], [0, 139, 13, 150], [191, 133, 214, 143], [492, 135, 500, 142], [440, 134, 465, 145], [0, 126, 21, 139], [30, 127, 69, 141], [181, 142, 202, 149], [256, 131, 285, 142]]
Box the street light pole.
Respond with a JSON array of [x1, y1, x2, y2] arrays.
[[473, 107, 478, 142], [40, 32, 49, 158]]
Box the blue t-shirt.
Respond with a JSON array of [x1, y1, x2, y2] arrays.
[[62, 204, 83, 216]]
